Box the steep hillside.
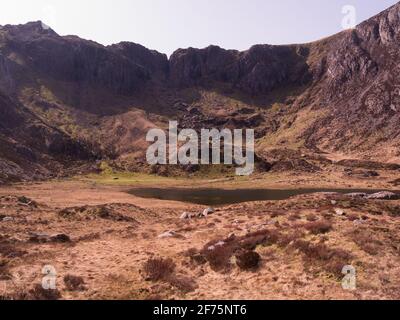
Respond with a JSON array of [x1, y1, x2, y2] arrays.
[[0, 91, 94, 183], [1, 3, 400, 181]]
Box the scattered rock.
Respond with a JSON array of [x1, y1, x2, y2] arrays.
[[227, 233, 236, 241], [28, 232, 50, 243], [334, 208, 345, 216], [180, 212, 197, 219], [345, 170, 380, 178], [17, 196, 37, 207], [367, 192, 400, 200], [180, 212, 190, 219], [337, 160, 400, 171], [346, 193, 368, 199], [201, 207, 215, 217], [28, 232, 71, 243], [271, 159, 320, 173], [353, 220, 365, 226], [2, 217, 13, 222], [158, 231, 176, 239], [50, 234, 71, 243], [207, 241, 225, 251]]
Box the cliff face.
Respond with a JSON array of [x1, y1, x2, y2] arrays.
[[1, 3, 400, 181], [300, 4, 400, 155], [0, 22, 168, 95], [169, 44, 311, 94], [1, 3, 398, 100]]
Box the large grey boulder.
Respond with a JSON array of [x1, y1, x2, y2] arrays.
[[367, 192, 400, 200]]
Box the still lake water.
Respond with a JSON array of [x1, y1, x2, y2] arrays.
[[128, 187, 390, 206]]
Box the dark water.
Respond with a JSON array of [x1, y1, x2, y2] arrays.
[[128, 187, 391, 206]]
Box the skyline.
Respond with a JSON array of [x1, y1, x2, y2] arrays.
[[0, 1, 399, 55]]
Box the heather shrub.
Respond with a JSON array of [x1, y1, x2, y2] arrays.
[[0, 258, 10, 280], [64, 275, 86, 291], [143, 258, 176, 281], [294, 240, 352, 278], [28, 284, 62, 300], [238, 229, 280, 250], [235, 251, 261, 270], [201, 244, 234, 271]]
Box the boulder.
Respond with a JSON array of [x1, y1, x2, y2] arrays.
[[28, 232, 71, 243], [180, 212, 190, 220], [346, 193, 368, 199], [50, 234, 71, 243], [201, 207, 215, 217], [367, 192, 400, 200], [334, 208, 345, 216]]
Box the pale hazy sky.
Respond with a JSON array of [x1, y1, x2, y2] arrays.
[[0, 0, 398, 55]]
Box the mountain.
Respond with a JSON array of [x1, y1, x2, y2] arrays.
[[1, 3, 400, 182]]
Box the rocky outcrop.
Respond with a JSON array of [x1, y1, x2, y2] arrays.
[[109, 42, 169, 80], [0, 22, 166, 95], [169, 44, 311, 94]]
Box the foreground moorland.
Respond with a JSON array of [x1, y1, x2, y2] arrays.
[[1, 166, 400, 300]]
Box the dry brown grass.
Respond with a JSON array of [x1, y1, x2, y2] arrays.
[[168, 275, 198, 293], [349, 229, 382, 256], [288, 214, 302, 221], [306, 214, 318, 222], [304, 220, 333, 235]]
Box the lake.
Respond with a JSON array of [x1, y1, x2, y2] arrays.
[[128, 187, 391, 206]]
